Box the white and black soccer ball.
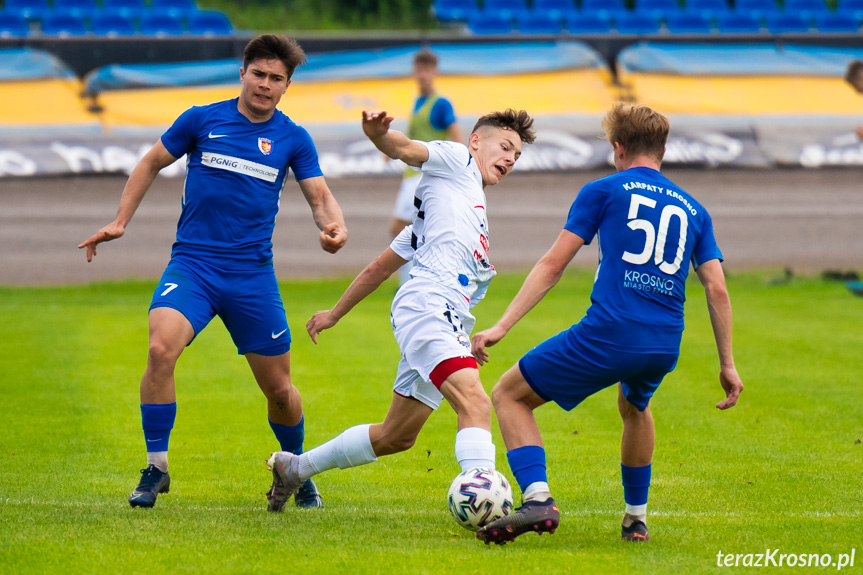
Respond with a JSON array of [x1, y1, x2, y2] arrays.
[[447, 467, 514, 531]]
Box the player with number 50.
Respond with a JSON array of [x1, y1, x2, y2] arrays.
[[470, 103, 744, 545]]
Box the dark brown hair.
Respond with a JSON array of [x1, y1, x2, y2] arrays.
[[471, 109, 536, 145], [243, 34, 307, 79], [413, 49, 438, 68], [845, 60, 863, 88], [601, 102, 669, 161]]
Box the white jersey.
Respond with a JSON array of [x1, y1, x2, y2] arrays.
[[389, 140, 496, 307]]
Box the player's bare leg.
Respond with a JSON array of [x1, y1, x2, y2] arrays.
[[438, 366, 499, 473], [247, 352, 303, 427], [130, 307, 193, 508], [369, 393, 433, 456], [618, 384, 653, 542], [476, 365, 559, 544], [248, 352, 322, 510], [140, 307, 194, 404]]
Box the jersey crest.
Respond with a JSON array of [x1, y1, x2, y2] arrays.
[[258, 137, 273, 155]]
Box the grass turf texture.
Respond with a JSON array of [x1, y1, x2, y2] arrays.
[[1, 270, 860, 574]]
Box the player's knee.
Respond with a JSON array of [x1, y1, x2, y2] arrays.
[[147, 339, 181, 369], [263, 383, 298, 411], [376, 430, 417, 455], [490, 382, 511, 411]]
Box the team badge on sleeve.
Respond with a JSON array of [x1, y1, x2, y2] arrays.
[[258, 137, 273, 155]]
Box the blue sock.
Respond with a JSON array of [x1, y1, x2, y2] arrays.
[[506, 445, 547, 494], [141, 402, 177, 452], [269, 416, 304, 454], [621, 463, 651, 507]]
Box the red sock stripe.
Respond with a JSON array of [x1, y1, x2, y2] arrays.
[[429, 356, 478, 389]]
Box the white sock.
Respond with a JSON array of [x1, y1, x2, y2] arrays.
[[523, 481, 551, 502], [454, 427, 495, 471], [297, 424, 377, 482], [147, 451, 168, 473], [624, 503, 647, 525]]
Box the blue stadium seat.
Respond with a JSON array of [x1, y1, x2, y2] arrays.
[[783, 0, 829, 19], [581, 0, 630, 22], [91, 12, 136, 35], [52, 0, 98, 19], [3, 0, 50, 21], [0, 13, 30, 36], [187, 10, 232, 35], [666, 12, 713, 32], [815, 12, 860, 31], [150, 0, 198, 20], [140, 12, 185, 35], [483, 0, 528, 21], [635, 0, 681, 19], [716, 12, 762, 32], [40, 12, 88, 35], [766, 13, 812, 32], [838, 0, 863, 19], [684, 0, 730, 19], [467, 14, 513, 34], [734, 0, 779, 21], [564, 13, 612, 33], [432, 0, 479, 23], [517, 12, 563, 33], [101, 0, 148, 20], [614, 12, 661, 33], [532, 0, 578, 21]]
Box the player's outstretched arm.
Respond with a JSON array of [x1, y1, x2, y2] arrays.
[[306, 247, 408, 344], [298, 176, 348, 254], [472, 230, 584, 365], [77, 140, 177, 262], [696, 258, 744, 410], [362, 110, 430, 168]]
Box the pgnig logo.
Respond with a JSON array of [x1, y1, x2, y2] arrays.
[[623, 270, 674, 296]]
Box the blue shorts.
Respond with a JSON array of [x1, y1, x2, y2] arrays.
[[149, 257, 291, 356], [518, 327, 678, 412]]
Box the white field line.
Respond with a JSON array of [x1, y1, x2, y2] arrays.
[[0, 498, 860, 518]]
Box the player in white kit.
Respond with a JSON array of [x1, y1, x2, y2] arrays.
[[267, 108, 535, 501]]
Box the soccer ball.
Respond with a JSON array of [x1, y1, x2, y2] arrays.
[[447, 467, 514, 531]]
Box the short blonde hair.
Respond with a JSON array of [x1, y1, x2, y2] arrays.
[[601, 103, 669, 161]]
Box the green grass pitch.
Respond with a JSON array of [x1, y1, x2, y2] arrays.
[[1, 270, 860, 574]]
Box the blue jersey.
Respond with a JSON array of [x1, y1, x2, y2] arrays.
[[160, 98, 323, 267], [413, 95, 456, 131], [565, 166, 722, 353]]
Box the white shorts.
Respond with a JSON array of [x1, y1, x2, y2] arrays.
[[392, 173, 421, 221], [390, 279, 476, 410]]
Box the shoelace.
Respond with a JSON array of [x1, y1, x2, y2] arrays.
[[137, 466, 164, 490]]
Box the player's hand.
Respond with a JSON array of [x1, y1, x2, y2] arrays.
[[319, 222, 347, 254], [306, 310, 339, 344], [716, 366, 743, 410], [471, 325, 508, 366], [856, 125, 863, 141], [77, 222, 125, 262], [362, 110, 394, 140]]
